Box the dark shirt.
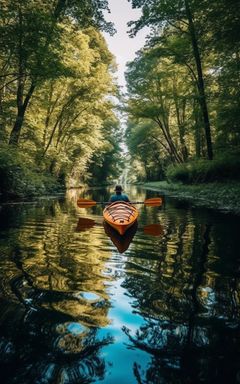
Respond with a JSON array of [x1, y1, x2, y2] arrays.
[[110, 193, 130, 202]]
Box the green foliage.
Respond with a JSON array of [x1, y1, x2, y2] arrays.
[[166, 153, 240, 184], [0, 3, 118, 129], [126, 0, 240, 181], [87, 117, 124, 185], [53, 0, 115, 34], [0, 1, 121, 195], [125, 120, 166, 182], [30, 26, 119, 188], [125, 44, 194, 168], [0, 145, 62, 198]]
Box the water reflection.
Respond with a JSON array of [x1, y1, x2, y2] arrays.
[[103, 221, 138, 253], [76, 217, 96, 232], [143, 223, 164, 236], [0, 186, 240, 383], [121, 207, 240, 383], [0, 294, 113, 383]]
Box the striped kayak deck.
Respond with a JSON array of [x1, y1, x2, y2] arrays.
[[103, 201, 139, 235]]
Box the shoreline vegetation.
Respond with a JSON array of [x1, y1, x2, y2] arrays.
[[1, 177, 240, 218], [142, 181, 240, 216]]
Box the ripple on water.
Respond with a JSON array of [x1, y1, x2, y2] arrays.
[[0, 189, 240, 384]]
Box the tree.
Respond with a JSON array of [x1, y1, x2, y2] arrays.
[[0, 2, 123, 193], [0, 0, 114, 146], [204, 0, 240, 150], [128, 0, 214, 159], [126, 119, 166, 181], [88, 117, 124, 185], [125, 45, 197, 166], [22, 26, 118, 186]]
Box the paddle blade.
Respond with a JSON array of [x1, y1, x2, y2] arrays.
[[76, 218, 95, 232], [144, 197, 163, 206], [143, 224, 164, 236], [77, 198, 97, 208]]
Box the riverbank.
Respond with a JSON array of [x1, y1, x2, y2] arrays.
[[142, 181, 240, 215]]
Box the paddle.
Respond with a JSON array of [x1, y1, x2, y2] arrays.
[[77, 197, 163, 208], [143, 224, 164, 236]]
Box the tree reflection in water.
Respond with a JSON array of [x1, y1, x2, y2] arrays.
[[1, 189, 240, 382], [122, 222, 240, 383], [0, 202, 113, 384], [0, 296, 113, 384], [123, 319, 240, 383]]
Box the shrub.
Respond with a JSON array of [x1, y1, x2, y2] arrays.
[[166, 153, 240, 184], [0, 145, 62, 198]]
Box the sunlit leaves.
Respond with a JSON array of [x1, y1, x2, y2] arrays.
[[0, 0, 121, 188], [126, 0, 240, 176], [23, 25, 119, 186]]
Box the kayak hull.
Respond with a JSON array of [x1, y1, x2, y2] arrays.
[[103, 201, 139, 235]]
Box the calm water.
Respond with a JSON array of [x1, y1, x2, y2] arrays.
[[0, 186, 240, 384]]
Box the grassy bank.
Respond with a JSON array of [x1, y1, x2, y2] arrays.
[[143, 181, 240, 215]]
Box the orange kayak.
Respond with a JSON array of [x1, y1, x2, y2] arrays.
[[103, 201, 139, 235]]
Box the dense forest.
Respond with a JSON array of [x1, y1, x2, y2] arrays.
[[0, 0, 240, 198], [125, 0, 240, 184], [0, 0, 123, 198]]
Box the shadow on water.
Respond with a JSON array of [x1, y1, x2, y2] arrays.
[[0, 186, 240, 383], [103, 221, 138, 254]]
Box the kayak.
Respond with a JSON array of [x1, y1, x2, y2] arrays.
[[103, 201, 139, 235]]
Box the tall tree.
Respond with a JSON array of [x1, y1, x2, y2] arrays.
[[125, 47, 195, 164], [0, 0, 113, 145], [126, 119, 166, 181], [204, 0, 240, 150], [128, 0, 213, 159], [24, 26, 118, 185]]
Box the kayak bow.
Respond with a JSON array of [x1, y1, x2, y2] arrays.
[[103, 201, 139, 235]]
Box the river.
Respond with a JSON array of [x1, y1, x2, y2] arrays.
[[0, 186, 239, 383]]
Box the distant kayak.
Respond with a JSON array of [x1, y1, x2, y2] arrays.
[[103, 201, 139, 235]]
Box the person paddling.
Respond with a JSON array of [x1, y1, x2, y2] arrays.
[[109, 185, 130, 202]]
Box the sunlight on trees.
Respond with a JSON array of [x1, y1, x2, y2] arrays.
[[126, 0, 240, 182], [0, 0, 122, 196]]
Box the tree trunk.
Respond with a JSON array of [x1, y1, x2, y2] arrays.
[[9, 81, 35, 145], [8, 7, 36, 146], [9, 2, 63, 147], [156, 83, 184, 163], [184, 0, 213, 160], [155, 117, 183, 163], [173, 82, 188, 161], [193, 99, 201, 158]]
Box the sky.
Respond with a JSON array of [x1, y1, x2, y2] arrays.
[[103, 0, 148, 90]]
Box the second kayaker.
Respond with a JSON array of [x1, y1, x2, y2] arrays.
[[109, 185, 130, 202]]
